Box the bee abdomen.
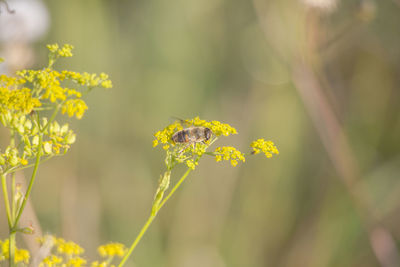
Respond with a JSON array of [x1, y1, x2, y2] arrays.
[[172, 129, 189, 143]]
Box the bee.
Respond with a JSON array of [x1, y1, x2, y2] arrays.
[[171, 126, 213, 148]]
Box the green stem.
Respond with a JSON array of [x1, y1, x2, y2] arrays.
[[117, 168, 192, 267], [42, 104, 60, 132], [11, 172, 16, 222], [117, 213, 156, 267], [159, 168, 191, 209], [7, 155, 54, 174], [13, 134, 42, 226], [13, 104, 58, 227], [9, 231, 16, 267], [1, 173, 12, 227]]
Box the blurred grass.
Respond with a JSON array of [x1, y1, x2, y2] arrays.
[[1, 0, 400, 266]]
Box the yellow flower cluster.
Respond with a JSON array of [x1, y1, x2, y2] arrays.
[[153, 117, 237, 149], [250, 139, 279, 158], [0, 74, 26, 87], [153, 118, 242, 170], [0, 43, 112, 175], [37, 237, 86, 267], [0, 239, 30, 264], [46, 121, 76, 154], [60, 71, 113, 89], [16, 68, 111, 120], [188, 117, 237, 137], [47, 44, 74, 58], [0, 86, 41, 115], [32, 236, 126, 267], [186, 159, 198, 170], [55, 238, 84, 256], [41, 255, 63, 266], [66, 257, 87, 267], [0, 146, 29, 170], [91, 261, 110, 267], [214, 146, 245, 166], [98, 243, 127, 258], [0, 117, 76, 172], [61, 99, 88, 119], [153, 121, 183, 148]]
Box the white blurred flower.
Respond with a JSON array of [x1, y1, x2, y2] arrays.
[[0, 0, 50, 43], [300, 0, 339, 12]]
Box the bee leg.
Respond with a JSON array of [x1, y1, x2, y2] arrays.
[[178, 143, 190, 154]]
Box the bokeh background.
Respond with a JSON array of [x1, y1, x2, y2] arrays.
[[1, 0, 400, 266]]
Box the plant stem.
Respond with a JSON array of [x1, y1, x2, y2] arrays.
[[13, 134, 42, 226], [117, 168, 192, 267], [159, 168, 191, 209], [42, 104, 60, 132], [9, 231, 16, 267], [11, 172, 16, 222], [7, 155, 54, 174], [1, 173, 12, 227], [13, 104, 58, 226], [117, 213, 156, 267]]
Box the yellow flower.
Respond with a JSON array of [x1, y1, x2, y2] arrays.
[[56, 238, 84, 256], [186, 159, 197, 170], [152, 117, 237, 149], [58, 44, 74, 57], [15, 248, 30, 264], [47, 43, 74, 57], [91, 261, 108, 267], [153, 121, 183, 148], [47, 44, 59, 53], [98, 243, 127, 258], [214, 146, 245, 166], [40, 255, 63, 266], [0, 239, 30, 264], [0, 87, 41, 115], [61, 99, 88, 119], [250, 139, 279, 158], [188, 117, 237, 137], [66, 257, 87, 267]]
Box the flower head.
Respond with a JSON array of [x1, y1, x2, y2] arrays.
[[153, 117, 242, 170], [250, 139, 279, 158], [153, 117, 237, 149], [35, 236, 125, 267], [55, 238, 84, 256], [214, 146, 245, 166], [98, 243, 127, 258]]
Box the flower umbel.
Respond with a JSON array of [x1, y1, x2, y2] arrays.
[[28, 236, 125, 267], [250, 139, 279, 158], [153, 117, 239, 170], [0, 44, 113, 267], [98, 243, 127, 258], [214, 146, 245, 166]]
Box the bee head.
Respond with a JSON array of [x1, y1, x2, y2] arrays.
[[204, 128, 212, 141]]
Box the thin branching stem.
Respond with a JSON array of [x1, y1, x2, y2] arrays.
[[1, 173, 12, 227], [13, 104, 59, 226], [12, 133, 42, 226], [11, 172, 16, 222], [118, 168, 192, 267]]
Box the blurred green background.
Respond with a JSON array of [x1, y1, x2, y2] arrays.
[[1, 0, 400, 266]]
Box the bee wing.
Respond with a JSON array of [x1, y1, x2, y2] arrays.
[[170, 116, 193, 127]]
